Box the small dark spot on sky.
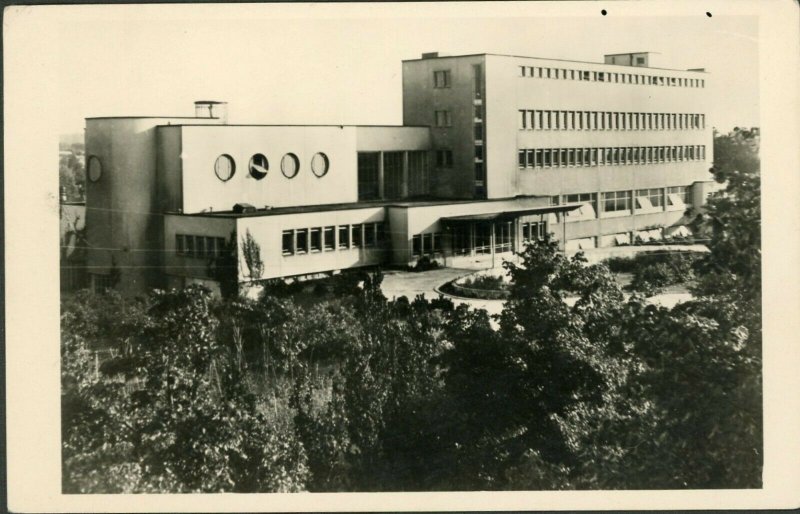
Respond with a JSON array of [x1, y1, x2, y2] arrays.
[[706, 12, 712, 17], [601, 9, 607, 16]]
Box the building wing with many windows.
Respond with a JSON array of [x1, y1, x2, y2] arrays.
[[82, 52, 716, 296]]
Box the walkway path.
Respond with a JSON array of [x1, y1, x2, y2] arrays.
[[380, 264, 694, 322]]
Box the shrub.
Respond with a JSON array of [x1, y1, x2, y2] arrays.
[[410, 256, 440, 272]]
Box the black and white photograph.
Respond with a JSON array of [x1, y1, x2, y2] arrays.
[[4, 0, 800, 511]]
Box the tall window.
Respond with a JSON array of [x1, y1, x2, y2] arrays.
[[357, 152, 380, 201], [433, 70, 451, 88], [338, 225, 350, 249], [282, 230, 294, 256], [296, 229, 309, 254], [309, 228, 321, 252], [323, 226, 335, 251], [352, 224, 363, 248], [408, 151, 430, 196], [383, 152, 404, 200]]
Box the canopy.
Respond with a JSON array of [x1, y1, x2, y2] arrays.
[[442, 203, 583, 224]]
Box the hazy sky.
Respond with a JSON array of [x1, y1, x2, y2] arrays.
[[48, 3, 758, 135]]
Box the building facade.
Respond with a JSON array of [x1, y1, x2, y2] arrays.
[[82, 52, 714, 296]]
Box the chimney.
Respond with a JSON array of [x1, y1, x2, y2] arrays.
[[194, 101, 228, 123], [421, 52, 439, 59]]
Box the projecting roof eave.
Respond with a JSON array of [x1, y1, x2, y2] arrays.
[[442, 203, 583, 223], [402, 53, 709, 73]]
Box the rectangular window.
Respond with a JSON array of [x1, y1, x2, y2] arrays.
[[597, 72, 605, 82], [605, 148, 613, 164], [519, 110, 527, 129], [423, 233, 433, 255], [474, 123, 483, 141], [668, 186, 689, 205], [338, 225, 350, 249], [534, 149, 543, 168], [536, 110, 543, 129], [175, 234, 185, 255], [554, 111, 561, 130], [352, 224, 363, 248], [435, 110, 452, 127], [592, 112, 598, 130], [309, 228, 321, 252], [433, 70, 451, 88], [636, 188, 662, 210], [569, 111, 576, 130], [602, 191, 632, 213], [474, 104, 483, 120], [543, 149, 552, 167], [358, 152, 380, 201], [377, 223, 386, 245], [527, 149, 535, 168], [519, 66, 526, 77], [474, 64, 483, 99], [436, 150, 453, 168], [364, 223, 376, 247], [518, 150, 526, 168], [295, 229, 309, 254], [590, 148, 598, 166], [560, 149, 568, 167], [412, 234, 422, 257], [323, 226, 335, 251], [195, 237, 205, 258]]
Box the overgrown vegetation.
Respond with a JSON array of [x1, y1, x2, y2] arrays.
[[61, 128, 761, 492]]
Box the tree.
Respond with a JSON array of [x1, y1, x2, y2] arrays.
[[61, 286, 309, 492]]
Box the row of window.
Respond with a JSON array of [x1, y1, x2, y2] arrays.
[[411, 232, 443, 257], [213, 152, 330, 182], [282, 223, 386, 256], [518, 109, 705, 131], [558, 186, 690, 216], [518, 145, 706, 169], [521, 221, 546, 241], [518, 65, 705, 88], [175, 234, 227, 258]]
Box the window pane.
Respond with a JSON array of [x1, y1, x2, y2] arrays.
[[282, 230, 294, 255], [339, 225, 350, 249]]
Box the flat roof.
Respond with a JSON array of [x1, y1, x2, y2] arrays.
[[168, 195, 552, 219], [403, 52, 708, 73], [86, 116, 221, 120], [155, 123, 430, 128]]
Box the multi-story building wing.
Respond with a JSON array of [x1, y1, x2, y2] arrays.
[[82, 52, 715, 296]]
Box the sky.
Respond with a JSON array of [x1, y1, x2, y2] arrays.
[[44, 3, 759, 136]]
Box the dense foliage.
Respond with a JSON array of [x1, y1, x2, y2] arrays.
[[62, 128, 761, 492]]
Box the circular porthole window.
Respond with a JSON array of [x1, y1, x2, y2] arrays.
[[87, 156, 102, 182], [249, 153, 269, 180], [311, 152, 330, 178], [214, 154, 236, 181], [281, 153, 300, 178]]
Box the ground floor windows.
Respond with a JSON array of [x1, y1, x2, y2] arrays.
[[284, 222, 386, 257], [176, 234, 226, 259], [521, 221, 546, 241], [412, 231, 444, 258]]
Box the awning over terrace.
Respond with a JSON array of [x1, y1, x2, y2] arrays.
[[441, 203, 584, 224]]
